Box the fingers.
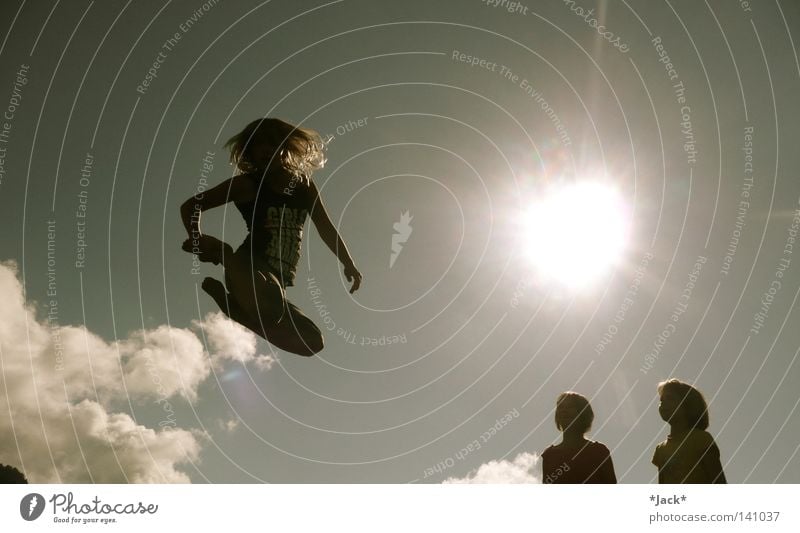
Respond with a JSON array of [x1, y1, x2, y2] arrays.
[[182, 236, 208, 253], [349, 273, 362, 293]]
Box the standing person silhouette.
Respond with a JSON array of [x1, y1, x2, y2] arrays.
[[652, 379, 727, 483], [541, 391, 616, 483], [180, 118, 362, 357]]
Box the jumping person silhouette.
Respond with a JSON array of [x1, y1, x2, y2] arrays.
[[652, 379, 727, 483], [180, 118, 362, 356]]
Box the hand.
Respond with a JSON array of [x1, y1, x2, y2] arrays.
[[344, 262, 362, 294], [181, 234, 233, 266]]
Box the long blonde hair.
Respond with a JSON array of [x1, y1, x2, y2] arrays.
[[224, 118, 327, 181]]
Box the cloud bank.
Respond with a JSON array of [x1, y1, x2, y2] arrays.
[[0, 260, 271, 482], [443, 452, 541, 484]]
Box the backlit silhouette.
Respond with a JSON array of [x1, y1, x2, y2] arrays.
[[652, 379, 727, 483], [541, 391, 616, 483], [180, 118, 362, 357]]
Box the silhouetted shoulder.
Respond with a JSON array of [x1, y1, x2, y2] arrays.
[[589, 440, 611, 455], [691, 430, 719, 456], [691, 429, 714, 446], [541, 444, 557, 457], [233, 170, 261, 190], [221, 172, 259, 203]]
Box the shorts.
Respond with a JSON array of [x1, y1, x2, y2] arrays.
[[230, 237, 296, 289]]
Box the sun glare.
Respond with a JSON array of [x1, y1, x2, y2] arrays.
[[518, 181, 630, 289]]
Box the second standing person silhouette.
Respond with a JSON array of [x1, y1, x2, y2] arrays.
[[652, 379, 727, 483]]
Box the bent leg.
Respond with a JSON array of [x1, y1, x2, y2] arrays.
[[201, 277, 267, 339], [201, 245, 323, 356], [262, 300, 324, 357], [203, 277, 322, 356], [224, 254, 285, 326]]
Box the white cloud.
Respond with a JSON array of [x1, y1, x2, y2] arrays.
[[0, 260, 266, 482], [216, 418, 241, 433], [443, 452, 541, 484], [193, 310, 276, 370], [1, 393, 203, 483], [120, 325, 210, 403], [254, 354, 277, 371]]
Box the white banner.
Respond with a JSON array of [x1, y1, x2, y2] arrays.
[[0, 484, 796, 532]]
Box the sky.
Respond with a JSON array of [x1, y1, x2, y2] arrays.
[[0, 0, 799, 484]]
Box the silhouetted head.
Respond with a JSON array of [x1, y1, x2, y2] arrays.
[[0, 463, 28, 483], [224, 118, 327, 181], [657, 379, 709, 430], [555, 391, 594, 435]]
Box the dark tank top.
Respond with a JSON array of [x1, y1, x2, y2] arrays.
[[233, 168, 311, 286]]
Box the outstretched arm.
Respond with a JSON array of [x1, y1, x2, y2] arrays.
[[308, 180, 362, 293]]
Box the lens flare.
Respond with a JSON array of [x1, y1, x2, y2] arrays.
[[518, 181, 630, 288]]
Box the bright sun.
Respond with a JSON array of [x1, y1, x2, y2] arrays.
[[518, 181, 630, 289]]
